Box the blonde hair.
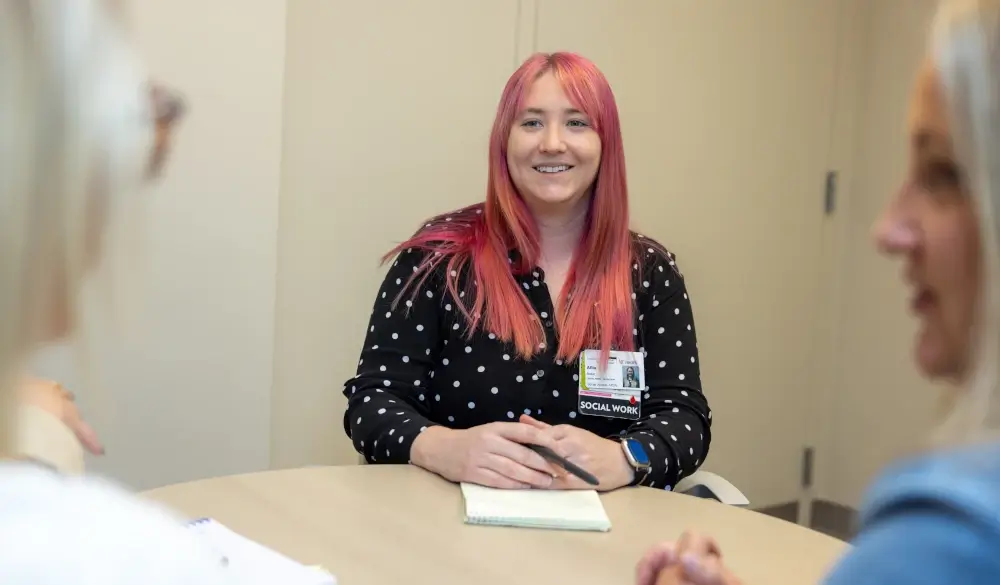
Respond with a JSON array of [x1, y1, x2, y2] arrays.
[[930, 0, 1000, 444], [0, 1, 150, 456]]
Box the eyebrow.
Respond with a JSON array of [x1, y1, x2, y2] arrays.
[[521, 107, 585, 116]]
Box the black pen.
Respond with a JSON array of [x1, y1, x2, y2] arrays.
[[527, 444, 600, 486]]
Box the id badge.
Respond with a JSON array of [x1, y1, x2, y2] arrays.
[[577, 349, 644, 420]]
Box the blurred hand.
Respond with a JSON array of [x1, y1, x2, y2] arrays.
[[520, 415, 634, 491], [410, 422, 561, 489], [636, 531, 742, 585], [19, 378, 103, 456]]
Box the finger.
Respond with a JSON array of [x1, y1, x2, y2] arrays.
[[547, 470, 592, 490], [653, 565, 687, 585], [52, 382, 74, 401], [676, 531, 722, 559], [681, 553, 727, 585], [63, 405, 104, 455], [474, 467, 530, 490], [484, 453, 555, 488], [490, 423, 563, 453], [72, 419, 104, 455], [518, 414, 550, 429], [489, 435, 561, 476], [635, 543, 678, 585]]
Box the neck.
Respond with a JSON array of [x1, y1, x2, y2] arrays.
[[532, 195, 589, 266]]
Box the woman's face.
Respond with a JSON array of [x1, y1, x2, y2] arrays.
[[506, 72, 601, 216], [626, 367, 634, 379], [874, 59, 981, 382]]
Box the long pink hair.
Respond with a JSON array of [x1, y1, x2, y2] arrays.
[[384, 52, 640, 364]]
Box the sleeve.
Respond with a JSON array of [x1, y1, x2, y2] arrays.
[[823, 504, 1000, 585], [627, 248, 712, 490], [0, 472, 237, 584], [342, 247, 446, 464]]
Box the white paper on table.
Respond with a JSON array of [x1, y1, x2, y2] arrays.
[[186, 518, 336, 584]]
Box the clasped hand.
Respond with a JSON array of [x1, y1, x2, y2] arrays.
[[636, 531, 742, 585], [413, 414, 633, 491]]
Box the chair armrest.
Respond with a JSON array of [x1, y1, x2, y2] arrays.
[[675, 471, 749, 507]]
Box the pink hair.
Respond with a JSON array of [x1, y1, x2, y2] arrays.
[[384, 52, 640, 364]]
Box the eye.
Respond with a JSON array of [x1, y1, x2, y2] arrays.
[[567, 119, 589, 128], [918, 159, 962, 191], [521, 119, 542, 128]]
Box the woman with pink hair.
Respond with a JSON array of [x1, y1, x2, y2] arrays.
[[344, 52, 712, 493]]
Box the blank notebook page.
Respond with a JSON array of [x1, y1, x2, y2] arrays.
[[460, 483, 612, 532]]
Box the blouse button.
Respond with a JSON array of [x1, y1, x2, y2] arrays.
[[536, 369, 545, 378], [544, 320, 553, 328]]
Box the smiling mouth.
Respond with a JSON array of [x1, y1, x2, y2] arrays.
[[534, 164, 573, 174]]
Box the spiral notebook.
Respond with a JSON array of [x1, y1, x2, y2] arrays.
[[186, 518, 336, 584], [460, 483, 612, 532]]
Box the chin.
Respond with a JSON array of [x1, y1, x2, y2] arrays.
[[914, 331, 963, 382], [525, 189, 586, 208]]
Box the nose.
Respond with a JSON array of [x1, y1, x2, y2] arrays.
[[873, 206, 918, 255], [539, 124, 566, 153]]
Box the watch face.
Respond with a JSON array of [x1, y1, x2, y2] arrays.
[[626, 439, 650, 467]]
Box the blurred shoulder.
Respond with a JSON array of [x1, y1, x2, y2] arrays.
[[825, 443, 1000, 585], [857, 441, 1000, 540], [630, 232, 684, 281], [0, 464, 230, 584]]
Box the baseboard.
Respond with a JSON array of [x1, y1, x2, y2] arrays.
[[754, 501, 799, 523], [754, 499, 857, 541]]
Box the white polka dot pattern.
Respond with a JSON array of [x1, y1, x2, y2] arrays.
[[342, 241, 712, 489]]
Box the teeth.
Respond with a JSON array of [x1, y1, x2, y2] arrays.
[[535, 165, 570, 173]]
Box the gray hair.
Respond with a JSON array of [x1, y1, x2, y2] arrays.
[[931, 0, 1000, 443], [0, 0, 150, 455]]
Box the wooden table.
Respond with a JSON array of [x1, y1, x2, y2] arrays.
[[143, 465, 848, 585]]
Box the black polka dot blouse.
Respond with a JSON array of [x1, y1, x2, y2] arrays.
[[342, 236, 712, 491]]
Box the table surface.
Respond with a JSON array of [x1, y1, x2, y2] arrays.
[[142, 465, 849, 585]]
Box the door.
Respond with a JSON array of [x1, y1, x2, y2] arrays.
[[530, 0, 844, 507]]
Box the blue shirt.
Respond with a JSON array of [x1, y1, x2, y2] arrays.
[[824, 441, 1000, 585]]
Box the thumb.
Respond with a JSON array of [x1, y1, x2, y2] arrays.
[[73, 420, 105, 456], [519, 414, 550, 430], [65, 409, 104, 456]]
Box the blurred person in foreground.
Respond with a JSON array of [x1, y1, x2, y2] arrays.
[[638, 1, 1000, 584], [0, 1, 233, 582]]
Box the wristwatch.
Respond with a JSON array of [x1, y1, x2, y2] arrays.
[[620, 437, 651, 485]]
